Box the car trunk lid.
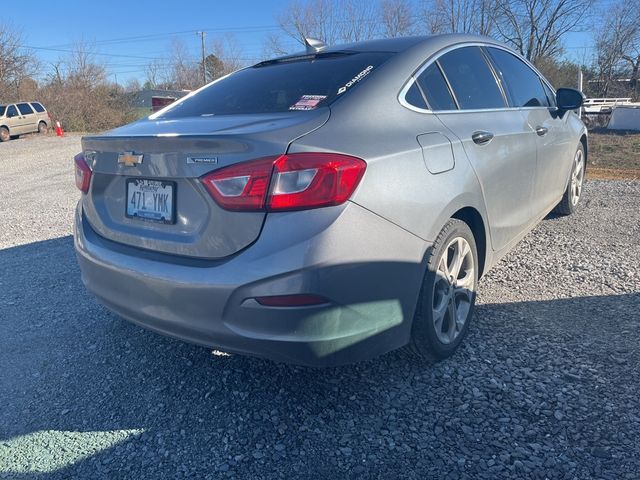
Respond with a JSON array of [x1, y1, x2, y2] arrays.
[[80, 110, 329, 259]]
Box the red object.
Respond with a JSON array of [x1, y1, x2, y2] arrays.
[[74, 153, 92, 193], [254, 294, 330, 307], [201, 153, 366, 212], [151, 96, 176, 112], [201, 156, 275, 211], [55, 121, 64, 137]]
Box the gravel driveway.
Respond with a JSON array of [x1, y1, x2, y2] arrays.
[[1, 135, 639, 479]]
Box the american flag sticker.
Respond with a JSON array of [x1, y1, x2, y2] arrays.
[[289, 95, 327, 111]]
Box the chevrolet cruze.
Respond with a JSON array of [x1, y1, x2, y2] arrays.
[[74, 34, 587, 366]]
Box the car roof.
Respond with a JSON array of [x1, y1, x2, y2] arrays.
[[270, 33, 503, 60]]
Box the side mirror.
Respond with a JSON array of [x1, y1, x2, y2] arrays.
[[556, 88, 584, 110]]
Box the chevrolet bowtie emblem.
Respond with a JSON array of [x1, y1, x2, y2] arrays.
[[118, 152, 143, 167]]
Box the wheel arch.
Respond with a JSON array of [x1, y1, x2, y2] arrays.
[[451, 206, 488, 278], [579, 133, 588, 171]]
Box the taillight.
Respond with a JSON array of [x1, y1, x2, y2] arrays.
[[269, 153, 365, 210], [200, 153, 366, 212], [201, 157, 275, 211], [74, 153, 92, 193]]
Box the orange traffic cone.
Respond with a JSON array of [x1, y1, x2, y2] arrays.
[[55, 121, 64, 137]]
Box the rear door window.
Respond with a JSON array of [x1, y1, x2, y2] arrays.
[[17, 103, 34, 115], [158, 51, 394, 118], [416, 63, 457, 111], [486, 47, 548, 108], [437, 46, 505, 110], [30, 102, 46, 113], [7, 105, 18, 117]]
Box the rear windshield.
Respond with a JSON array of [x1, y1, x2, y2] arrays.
[[157, 51, 394, 118], [0, 106, 5, 116]]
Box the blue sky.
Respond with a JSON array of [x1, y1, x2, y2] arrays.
[[4, 0, 596, 84], [4, 0, 293, 83]]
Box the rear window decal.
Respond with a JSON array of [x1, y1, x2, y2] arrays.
[[337, 65, 374, 95], [289, 95, 327, 111]]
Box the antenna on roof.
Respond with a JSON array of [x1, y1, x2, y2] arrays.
[[304, 37, 327, 54]]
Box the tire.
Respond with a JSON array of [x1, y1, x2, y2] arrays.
[[410, 218, 478, 361], [552, 143, 585, 216], [38, 121, 48, 135], [0, 127, 9, 142]]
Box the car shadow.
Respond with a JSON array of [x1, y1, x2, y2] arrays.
[[1, 236, 638, 479]]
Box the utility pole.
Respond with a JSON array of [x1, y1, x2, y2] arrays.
[[197, 31, 207, 85], [578, 69, 584, 117]]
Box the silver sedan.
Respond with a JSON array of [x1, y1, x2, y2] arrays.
[[74, 33, 587, 366]]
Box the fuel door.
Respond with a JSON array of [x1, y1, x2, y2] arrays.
[[417, 132, 455, 174]]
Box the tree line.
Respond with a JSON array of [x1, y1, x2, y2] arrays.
[[1, 0, 639, 131]]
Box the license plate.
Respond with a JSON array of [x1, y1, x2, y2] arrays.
[[126, 179, 175, 223]]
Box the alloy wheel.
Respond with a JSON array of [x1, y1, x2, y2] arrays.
[[570, 149, 584, 206], [432, 236, 476, 344]]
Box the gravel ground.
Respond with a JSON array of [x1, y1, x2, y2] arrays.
[[1, 135, 639, 479]]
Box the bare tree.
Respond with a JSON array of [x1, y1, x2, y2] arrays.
[[64, 40, 107, 89], [38, 42, 136, 131], [423, 0, 498, 35], [0, 24, 39, 101], [623, 54, 640, 95], [494, 0, 594, 64], [263, 32, 291, 57], [381, 0, 416, 37], [338, 0, 379, 41], [593, 0, 640, 96], [167, 39, 200, 90], [209, 34, 247, 79], [277, 0, 381, 47], [123, 78, 142, 93], [278, 0, 343, 46], [48, 60, 65, 86], [144, 58, 168, 89]]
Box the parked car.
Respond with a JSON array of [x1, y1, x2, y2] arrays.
[[0, 101, 51, 142], [74, 34, 587, 366]]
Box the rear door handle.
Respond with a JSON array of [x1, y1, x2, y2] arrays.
[[471, 131, 494, 145], [535, 126, 548, 136]]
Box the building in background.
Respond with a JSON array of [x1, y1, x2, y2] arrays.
[[128, 89, 191, 115]]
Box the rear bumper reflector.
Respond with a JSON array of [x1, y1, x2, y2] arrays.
[[254, 294, 330, 307]]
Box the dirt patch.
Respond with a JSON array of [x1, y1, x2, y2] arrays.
[[587, 167, 640, 180]]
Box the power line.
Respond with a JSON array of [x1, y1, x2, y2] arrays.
[[46, 29, 203, 49], [45, 24, 284, 49], [21, 44, 164, 60]]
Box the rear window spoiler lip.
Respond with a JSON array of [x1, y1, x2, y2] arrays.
[[252, 49, 397, 68]]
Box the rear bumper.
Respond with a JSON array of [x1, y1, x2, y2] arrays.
[[74, 201, 430, 366]]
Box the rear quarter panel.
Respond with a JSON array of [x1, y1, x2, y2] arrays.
[[288, 57, 490, 246]]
